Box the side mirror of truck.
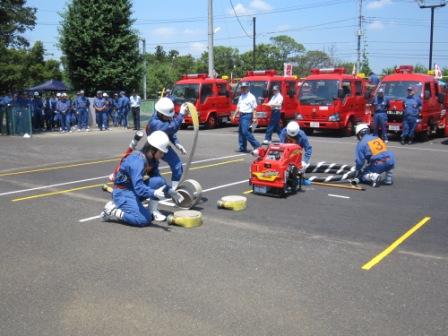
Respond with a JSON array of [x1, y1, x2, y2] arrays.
[[288, 90, 295, 98], [424, 91, 431, 100]]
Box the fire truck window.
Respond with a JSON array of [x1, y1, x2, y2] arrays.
[[424, 82, 431, 99], [287, 81, 296, 96], [355, 81, 363, 96], [217, 83, 228, 96], [200, 84, 213, 103], [342, 81, 351, 96]]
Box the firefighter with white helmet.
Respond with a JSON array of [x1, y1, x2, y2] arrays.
[[145, 97, 189, 190], [101, 130, 180, 226], [353, 123, 395, 187], [279, 121, 312, 172]]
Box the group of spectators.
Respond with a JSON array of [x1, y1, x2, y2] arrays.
[[0, 90, 142, 135]]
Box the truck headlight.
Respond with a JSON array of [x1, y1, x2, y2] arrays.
[[296, 113, 304, 121], [256, 112, 267, 118], [328, 113, 340, 121]]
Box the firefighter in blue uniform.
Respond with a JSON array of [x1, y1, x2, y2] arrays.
[[74, 90, 90, 131], [353, 124, 395, 187], [93, 91, 107, 130], [372, 88, 389, 142], [118, 91, 130, 129], [101, 131, 180, 226], [401, 86, 422, 144], [56, 93, 71, 132], [146, 97, 188, 190], [31, 92, 44, 131], [279, 121, 312, 172]]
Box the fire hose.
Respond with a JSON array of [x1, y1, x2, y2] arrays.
[[303, 162, 356, 183]]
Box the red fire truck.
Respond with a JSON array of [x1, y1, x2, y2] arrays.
[[377, 65, 447, 139], [231, 70, 298, 128], [296, 68, 371, 136], [171, 74, 233, 128]]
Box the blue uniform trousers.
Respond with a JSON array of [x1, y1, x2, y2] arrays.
[[77, 108, 89, 129], [96, 111, 108, 130], [373, 113, 388, 141], [60, 112, 71, 131], [238, 112, 260, 151], [162, 146, 183, 182], [264, 109, 281, 141], [402, 116, 417, 139], [112, 176, 166, 227]]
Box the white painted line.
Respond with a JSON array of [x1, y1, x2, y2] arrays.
[[0, 153, 247, 197], [79, 179, 249, 222], [328, 194, 350, 199], [79, 214, 102, 222]]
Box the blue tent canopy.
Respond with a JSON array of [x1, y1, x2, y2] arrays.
[[26, 79, 68, 92]]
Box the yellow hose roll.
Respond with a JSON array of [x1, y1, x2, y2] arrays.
[[217, 195, 247, 211], [166, 210, 202, 228]]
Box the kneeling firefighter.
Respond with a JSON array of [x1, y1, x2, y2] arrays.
[[280, 121, 313, 173], [101, 131, 181, 226], [353, 124, 395, 187]]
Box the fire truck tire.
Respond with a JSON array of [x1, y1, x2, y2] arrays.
[[205, 113, 218, 129], [342, 118, 354, 137]]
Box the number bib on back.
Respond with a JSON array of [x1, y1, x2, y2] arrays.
[[367, 138, 387, 156]]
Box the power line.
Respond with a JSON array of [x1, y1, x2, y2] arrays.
[[228, 0, 252, 39]]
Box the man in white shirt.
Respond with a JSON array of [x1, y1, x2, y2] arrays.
[[130, 91, 142, 130], [263, 85, 283, 143], [231, 82, 260, 152]]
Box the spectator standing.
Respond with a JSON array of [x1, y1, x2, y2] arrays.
[[75, 90, 90, 131], [130, 91, 141, 130], [118, 91, 130, 129], [31, 92, 44, 132], [262, 85, 283, 143], [103, 92, 112, 130], [93, 91, 107, 131], [56, 93, 72, 133], [112, 93, 119, 126]]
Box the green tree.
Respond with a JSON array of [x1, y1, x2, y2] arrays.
[[199, 46, 241, 77], [59, 0, 142, 95], [360, 49, 371, 75], [336, 61, 355, 75], [0, 0, 36, 47], [270, 35, 304, 62], [296, 50, 332, 76], [240, 43, 283, 73], [0, 41, 62, 92]]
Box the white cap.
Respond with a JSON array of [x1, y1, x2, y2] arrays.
[[34, 91, 39, 96], [155, 97, 175, 117], [286, 121, 300, 137], [56, 93, 61, 97], [147, 130, 170, 153], [103, 92, 108, 97]]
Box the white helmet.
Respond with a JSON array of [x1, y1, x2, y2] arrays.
[[355, 123, 369, 136], [286, 121, 300, 137], [147, 130, 170, 153], [155, 97, 175, 117]]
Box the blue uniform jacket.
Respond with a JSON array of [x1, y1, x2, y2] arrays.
[[56, 99, 71, 113], [373, 96, 389, 114], [279, 128, 312, 163], [403, 95, 422, 119], [75, 96, 90, 110], [93, 97, 106, 111], [147, 112, 184, 146], [114, 151, 160, 199], [118, 96, 130, 110], [355, 134, 395, 171], [32, 98, 43, 113]]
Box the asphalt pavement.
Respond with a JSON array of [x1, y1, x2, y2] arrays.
[[0, 126, 447, 336]]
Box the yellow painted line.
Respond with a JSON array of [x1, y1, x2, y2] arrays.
[[243, 189, 253, 194], [12, 183, 108, 202], [11, 158, 245, 202], [362, 216, 431, 270], [0, 158, 120, 177]]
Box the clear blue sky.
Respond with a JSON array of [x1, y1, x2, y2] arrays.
[[24, 0, 448, 73]]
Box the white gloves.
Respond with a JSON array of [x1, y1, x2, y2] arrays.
[[154, 186, 166, 200], [300, 161, 309, 174], [176, 143, 187, 155], [179, 103, 189, 116]]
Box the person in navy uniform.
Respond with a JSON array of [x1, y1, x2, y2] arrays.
[[56, 93, 71, 133], [353, 124, 395, 187], [401, 86, 422, 145], [372, 88, 390, 143], [74, 90, 90, 131], [145, 97, 188, 190], [101, 131, 180, 226], [93, 91, 107, 131], [118, 91, 130, 129]]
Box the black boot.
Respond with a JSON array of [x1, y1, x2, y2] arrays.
[[400, 137, 406, 145], [408, 137, 414, 145]]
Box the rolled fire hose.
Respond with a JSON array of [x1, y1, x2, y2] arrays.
[[166, 210, 202, 228], [217, 195, 247, 211], [304, 161, 356, 183]]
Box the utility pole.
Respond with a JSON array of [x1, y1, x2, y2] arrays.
[[142, 38, 147, 100], [418, 1, 446, 70], [252, 17, 256, 69], [208, 0, 215, 78], [356, 0, 363, 74]]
